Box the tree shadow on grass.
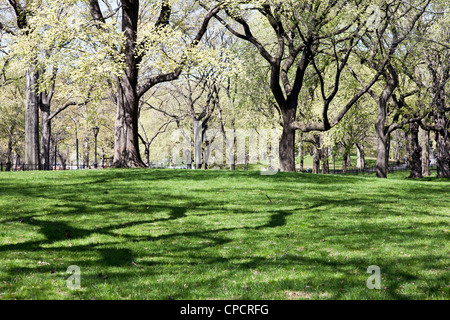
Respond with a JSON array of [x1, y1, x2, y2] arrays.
[[0, 170, 448, 299]]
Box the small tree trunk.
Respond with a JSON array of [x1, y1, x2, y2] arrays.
[[202, 144, 209, 170], [312, 135, 321, 174], [420, 128, 431, 176], [60, 154, 67, 171], [321, 146, 329, 174], [346, 152, 351, 168], [14, 154, 20, 171], [408, 122, 423, 178], [356, 143, 365, 170], [40, 105, 51, 170], [144, 143, 150, 167], [228, 130, 236, 171], [83, 137, 90, 169], [298, 131, 304, 172]]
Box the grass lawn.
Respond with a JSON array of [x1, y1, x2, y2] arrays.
[[0, 169, 448, 300]]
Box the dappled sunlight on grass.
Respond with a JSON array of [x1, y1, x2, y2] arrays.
[[0, 169, 448, 299]]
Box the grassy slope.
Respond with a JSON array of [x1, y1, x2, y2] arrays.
[[0, 169, 448, 300]]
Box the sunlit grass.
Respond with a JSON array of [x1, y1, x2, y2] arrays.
[[0, 169, 448, 300]]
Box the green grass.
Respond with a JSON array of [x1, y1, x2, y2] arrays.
[[0, 169, 448, 300]]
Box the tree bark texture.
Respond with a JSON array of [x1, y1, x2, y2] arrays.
[[420, 129, 431, 176], [279, 108, 297, 172], [321, 145, 329, 174], [39, 103, 51, 170], [25, 69, 40, 170], [408, 122, 423, 178], [312, 135, 320, 174], [112, 0, 145, 168]]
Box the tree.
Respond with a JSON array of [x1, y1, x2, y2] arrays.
[[89, 0, 221, 168], [325, 95, 376, 173], [1, 0, 40, 169], [402, 2, 450, 177], [138, 90, 185, 167], [208, 0, 396, 171], [351, 0, 431, 178], [420, 21, 450, 177], [0, 75, 25, 170], [3, 0, 122, 170]]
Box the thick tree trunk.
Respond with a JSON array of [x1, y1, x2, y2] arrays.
[[375, 100, 391, 178], [432, 99, 450, 177], [321, 145, 329, 174], [279, 109, 296, 172], [342, 148, 350, 174], [420, 129, 431, 177], [112, 0, 145, 168], [376, 133, 390, 178], [408, 122, 423, 178], [435, 128, 450, 178], [374, 70, 397, 178], [430, 67, 450, 178], [279, 125, 296, 172], [40, 105, 51, 170], [113, 81, 145, 168], [6, 139, 12, 171], [25, 69, 40, 170]]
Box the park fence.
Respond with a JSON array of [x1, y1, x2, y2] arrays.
[[325, 163, 438, 175], [0, 162, 113, 172], [0, 161, 437, 174]]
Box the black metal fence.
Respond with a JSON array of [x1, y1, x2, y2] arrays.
[[0, 161, 438, 174], [0, 163, 113, 172], [325, 163, 438, 175]]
